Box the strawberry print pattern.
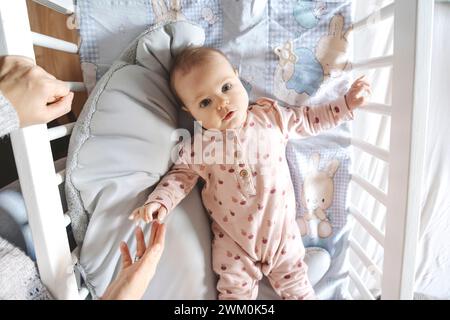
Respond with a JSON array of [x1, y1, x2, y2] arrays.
[[144, 96, 352, 300]]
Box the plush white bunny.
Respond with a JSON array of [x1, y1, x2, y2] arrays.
[[297, 153, 339, 239], [151, 0, 185, 23], [315, 14, 352, 79]]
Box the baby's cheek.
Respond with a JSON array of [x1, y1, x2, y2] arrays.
[[322, 198, 332, 209], [203, 118, 220, 130]]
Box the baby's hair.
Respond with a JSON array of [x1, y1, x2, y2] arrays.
[[170, 46, 233, 107]]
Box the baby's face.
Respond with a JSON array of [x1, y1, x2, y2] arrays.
[[174, 53, 249, 131]]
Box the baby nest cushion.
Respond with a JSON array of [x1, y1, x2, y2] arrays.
[[286, 134, 352, 300], [65, 21, 217, 299]]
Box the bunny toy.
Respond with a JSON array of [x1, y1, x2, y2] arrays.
[[151, 0, 185, 23], [297, 153, 339, 239], [315, 14, 352, 79]]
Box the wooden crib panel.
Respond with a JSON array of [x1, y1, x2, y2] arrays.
[[26, 0, 86, 120]]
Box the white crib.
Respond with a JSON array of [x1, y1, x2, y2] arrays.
[[0, 0, 435, 300]]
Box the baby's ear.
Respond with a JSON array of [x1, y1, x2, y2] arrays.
[[181, 105, 190, 113]]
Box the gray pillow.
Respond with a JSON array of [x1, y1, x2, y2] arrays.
[[65, 21, 216, 299]]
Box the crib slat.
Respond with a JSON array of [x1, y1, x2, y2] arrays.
[[353, 3, 394, 31], [383, 0, 435, 300], [353, 55, 393, 70], [55, 169, 66, 185], [63, 213, 71, 227], [32, 32, 78, 53], [360, 103, 392, 116], [48, 122, 75, 141], [32, 0, 74, 14], [349, 267, 376, 300], [348, 206, 385, 247], [349, 238, 383, 280], [79, 285, 89, 300], [71, 246, 79, 265], [66, 81, 87, 92], [351, 174, 388, 206], [351, 138, 389, 162]]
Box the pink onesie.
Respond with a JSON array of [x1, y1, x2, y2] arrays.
[[146, 97, 353, 299]]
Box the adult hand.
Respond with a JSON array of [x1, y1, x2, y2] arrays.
[[101, 222, 166, 300], [0, 55, 73, 127]]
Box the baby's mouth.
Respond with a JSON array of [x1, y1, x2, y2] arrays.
[[223, 111, 235, 121]]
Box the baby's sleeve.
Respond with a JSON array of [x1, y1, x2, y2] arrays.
[[265, 96, 353, 139], [145, 144, 199, 212]]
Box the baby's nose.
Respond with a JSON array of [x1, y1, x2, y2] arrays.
[[217, 97, 229, 110]]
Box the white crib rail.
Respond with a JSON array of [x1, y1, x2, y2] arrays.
[[32, 31, 78, 53], [0, 1, 80, 299], [358, 102, 391, 116], [32, 0, 74, 15], [48, 122, 75, 141], [352, 55, 393, 71], [349, 206, 385, 247], [382, 0, 434, 300], [349, 0, 434, 300], [352, 2, 394, 31]]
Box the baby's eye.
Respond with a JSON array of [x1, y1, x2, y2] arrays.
[[222, 83, 232, 92], [322, 198, 325, 203], [200, 98, 212, 108]]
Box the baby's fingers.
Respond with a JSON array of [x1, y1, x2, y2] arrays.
[[144, 202, 162, 223], [353, 81, 371, 90], [352, 81, 370, 90], [128, 208, 140, 221], [142, 205, 152, 223], [354, 75, 366, 82], [350, 84, 371, 98], [357, 84, 372, 98], [156, 206, 168, 223], [354, 95, 368, 107]]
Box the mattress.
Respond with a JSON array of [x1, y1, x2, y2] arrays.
[[74, 0, 357, 299]]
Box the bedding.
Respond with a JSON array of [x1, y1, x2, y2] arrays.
[[66, 21, 217, 298], [411, 2, 450, 299], [287, 138, 352, 299], [71, 0, 354, 299]]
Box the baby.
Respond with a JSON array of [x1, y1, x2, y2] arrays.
[[129, 47, 370, 300]]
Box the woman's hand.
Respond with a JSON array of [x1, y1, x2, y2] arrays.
[[345, 76, 372, 110], [101, 222, 166, 300], [0, 55, 73, 127]]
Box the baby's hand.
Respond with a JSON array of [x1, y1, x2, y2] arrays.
[[345, 76, 372, 110], [128, 202, 168, 224]]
